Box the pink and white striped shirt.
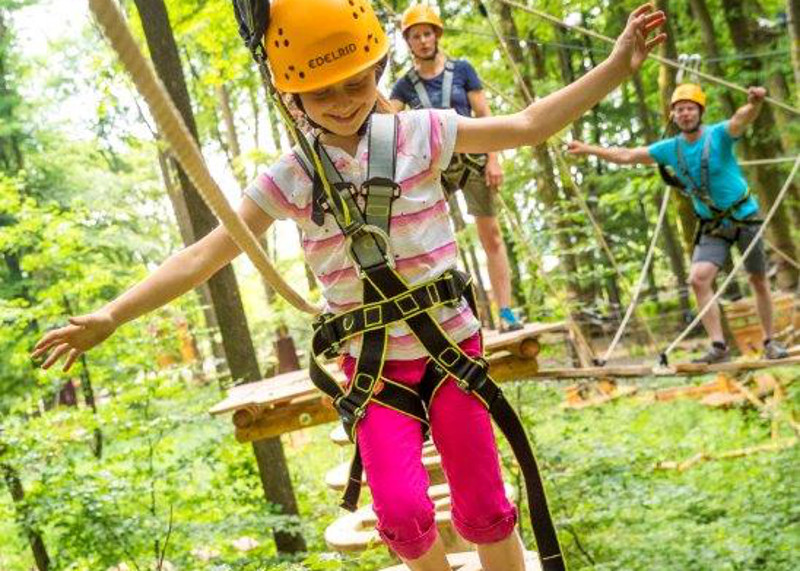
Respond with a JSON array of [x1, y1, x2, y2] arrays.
[[245, 109, 480, 360]]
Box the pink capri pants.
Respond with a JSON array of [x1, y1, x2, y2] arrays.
[[342, 334, 518, 560]]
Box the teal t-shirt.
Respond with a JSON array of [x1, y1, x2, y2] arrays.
[[648, 121, 758, 220]]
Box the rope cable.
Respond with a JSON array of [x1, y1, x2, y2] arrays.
[[600, 187, 672, 364], [660, 154, 800, 362], [481, 0, 657, 349], [87, 0, 319, 315], [496, 0, 800, 118]]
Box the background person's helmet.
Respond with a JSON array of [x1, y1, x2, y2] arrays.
[[265, 0, 389, 93], [400, 3, 443, 36], [670, 83, 707, 110]]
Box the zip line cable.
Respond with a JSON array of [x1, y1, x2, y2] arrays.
[[496, 0, 800, 118], [87, 0, 319, 315], [659, 154, 800, 365]]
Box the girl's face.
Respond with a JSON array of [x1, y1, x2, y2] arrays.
[[297, 66, 378, 136]]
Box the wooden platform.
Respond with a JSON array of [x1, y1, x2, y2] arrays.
[[210, 323, 565, 442], [380, 550, 542, 571], [532, 355, 800, 380]]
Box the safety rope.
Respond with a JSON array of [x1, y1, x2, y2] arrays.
[[599, 187, 672, 364], [496, 0, 800, 118], [765, 239, 800, 271], [660, 154, 800, 364], [87, 0, 319, 315]]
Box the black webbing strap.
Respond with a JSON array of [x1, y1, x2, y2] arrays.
[[311, 269, 469, 358]]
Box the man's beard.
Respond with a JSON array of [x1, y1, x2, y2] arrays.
[[677, 117, 702, 134]]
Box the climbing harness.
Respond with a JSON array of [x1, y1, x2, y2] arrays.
[[669, 132, 761, 243], [292, 115, 564, 570], [406, 60, 489, 188], [233, 0, 565, 567]]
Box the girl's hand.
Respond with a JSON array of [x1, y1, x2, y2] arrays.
[[567, 140, 590, 156], [31, 311, 117, 372], [610, 4, 667, 75]]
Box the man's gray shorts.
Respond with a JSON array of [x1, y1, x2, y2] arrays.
[[692, 222, 767, 274]]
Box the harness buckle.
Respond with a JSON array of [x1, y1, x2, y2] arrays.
[[335, 394, 366, 425], [453, 358, 489, 393], [314, 314, 342, 358], [442, 271, 467, 308], [361, 177, 402, 198]]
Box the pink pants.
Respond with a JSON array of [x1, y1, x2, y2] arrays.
[[342, 334, 517, 560]]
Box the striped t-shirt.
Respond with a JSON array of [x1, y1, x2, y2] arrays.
[[245, 109, 481, 361]]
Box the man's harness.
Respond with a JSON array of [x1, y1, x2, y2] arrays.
[[296, 114, 565, 570], [660, 133, 761, 244], [407, 59, 488, 188]]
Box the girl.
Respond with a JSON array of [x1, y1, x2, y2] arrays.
[[33, 1, 666, 569]]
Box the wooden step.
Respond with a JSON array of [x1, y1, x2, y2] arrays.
[[380, 550, 542, 570], [324, 483, 516, 554], [324, 504, 472, 553]]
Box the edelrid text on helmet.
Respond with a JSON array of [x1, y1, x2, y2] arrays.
[[265, 0, 389, 93]]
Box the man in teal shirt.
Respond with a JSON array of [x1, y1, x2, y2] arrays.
[[568, 84, 789, 363]]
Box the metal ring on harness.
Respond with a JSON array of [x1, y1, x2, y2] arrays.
[[345, 224, 396, 276]]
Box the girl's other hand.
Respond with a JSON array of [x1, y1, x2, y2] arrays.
[[31, 310, 117, 372], [610, 4, 667, 75]]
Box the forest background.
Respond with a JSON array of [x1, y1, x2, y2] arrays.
[[1, 0, 799, 569]]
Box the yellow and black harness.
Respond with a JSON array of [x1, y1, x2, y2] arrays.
[[233, 2, 563, 566], [292, 115, 565, 570]]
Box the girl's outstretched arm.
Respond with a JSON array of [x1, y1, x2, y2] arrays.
[[454, 4, 666, 154], [32, 197, 274, 372]]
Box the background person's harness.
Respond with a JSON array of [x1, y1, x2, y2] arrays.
[[407, 59, 487, 188], [294, 114, 565, 571], [659, 132, 760, 245]]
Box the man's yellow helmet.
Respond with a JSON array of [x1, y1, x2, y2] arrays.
[[265, 0, 389, 94], [401, 3, 443, 35], [670, 83, 707, 109]]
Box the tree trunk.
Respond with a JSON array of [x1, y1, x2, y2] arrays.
[[722, 0, 799, 288], [631, 71, 692, 318], [788, 0, 800, 102], [132, 0, 305, 553], [497, 3, 591, 313], [156, 147, 227, 384], [1, 460, 50, 570], [656, 0, 698, 256]]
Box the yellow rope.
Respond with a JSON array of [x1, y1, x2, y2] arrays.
[[496, 0, 800, 118], [88, 0, 319, 315]]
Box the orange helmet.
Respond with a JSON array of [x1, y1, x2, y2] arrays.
[[265, 0, 389, 94], [401, 3, 443, 35], [670, 83, 706, 109]]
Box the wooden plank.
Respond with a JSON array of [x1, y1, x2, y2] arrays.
[[532, 355, 800, 380]]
